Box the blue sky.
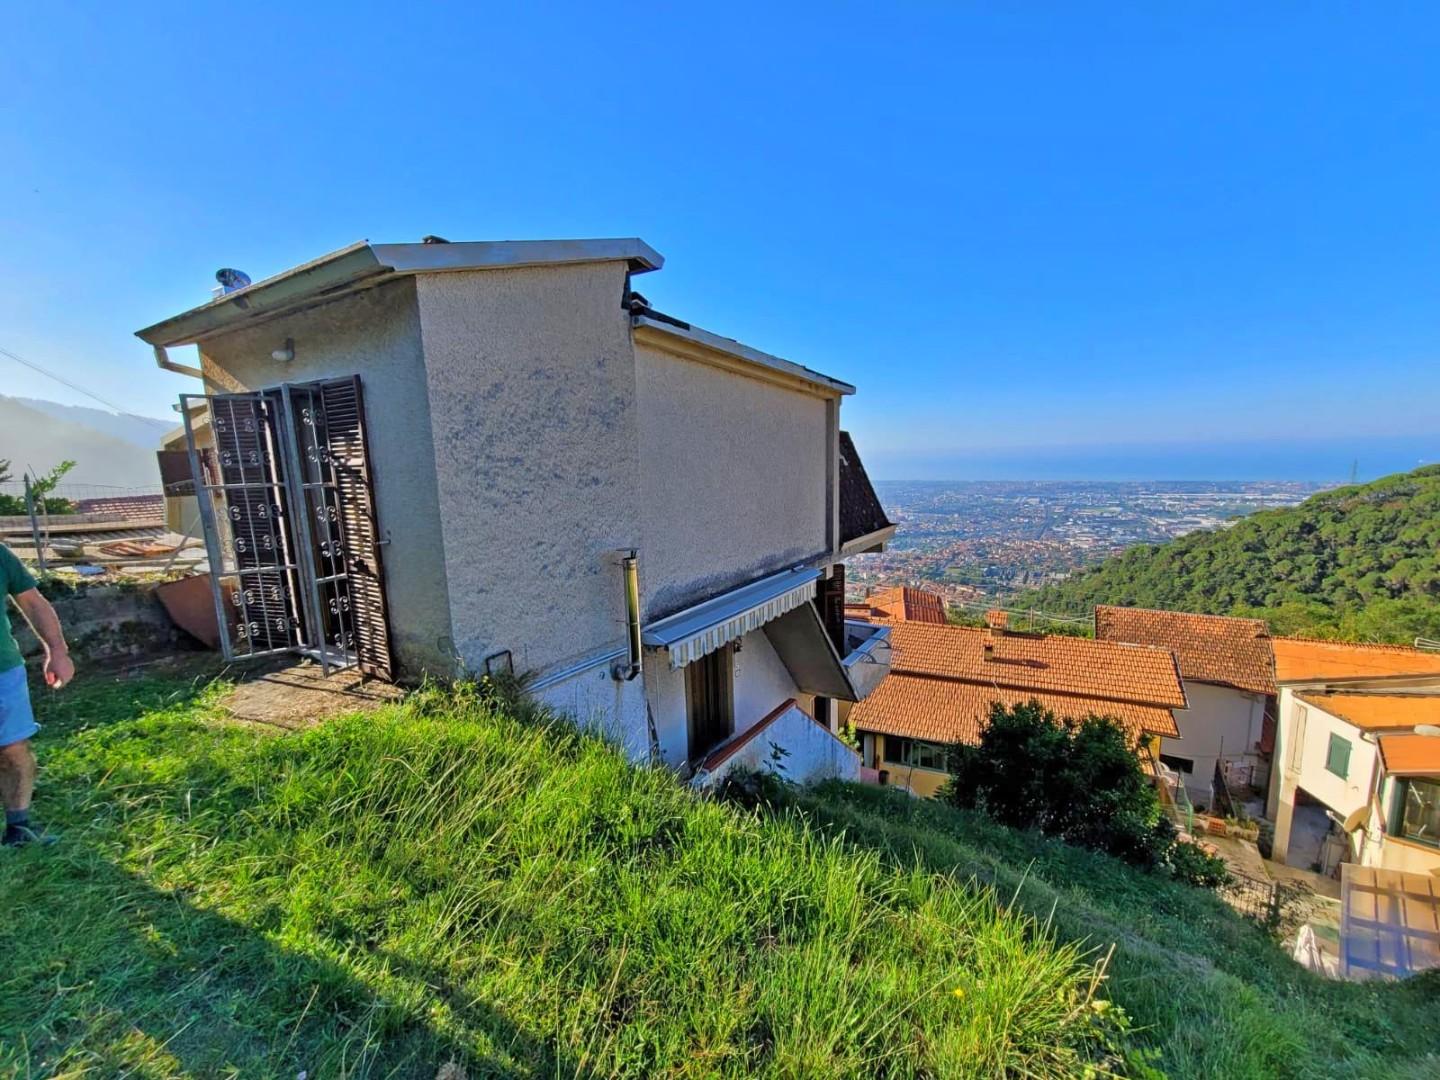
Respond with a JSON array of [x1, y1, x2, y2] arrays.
[[3, 3, 1438, 481]]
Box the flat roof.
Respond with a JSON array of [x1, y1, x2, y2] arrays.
[[137, 238, 664, 347]]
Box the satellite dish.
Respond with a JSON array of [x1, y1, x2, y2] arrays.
[[215, 268, 252, 293]]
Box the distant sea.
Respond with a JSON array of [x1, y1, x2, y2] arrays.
[[869, 434, 1437, 484]]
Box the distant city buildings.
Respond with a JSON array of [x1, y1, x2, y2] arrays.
[[848, 480, 1325, 605]]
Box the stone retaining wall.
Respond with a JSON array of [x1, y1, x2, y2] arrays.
[[12, 583, 190, 665]]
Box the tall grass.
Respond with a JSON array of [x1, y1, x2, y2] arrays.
[[1, 672, 1128, 1078]]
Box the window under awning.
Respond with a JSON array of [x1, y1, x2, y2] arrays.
[[644, 567, 821, 669]]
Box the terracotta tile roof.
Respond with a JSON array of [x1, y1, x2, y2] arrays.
[[886, 623, 1188, 709], [1378, 734, 1440, 777], [852, 672, 1180, 747], [1094, 605, 1275, 696], [1292, 692, 1440, 733], [852, 586, 948, 625], [1273, 638, 1440, 684], [850, 621, 1184, 747]]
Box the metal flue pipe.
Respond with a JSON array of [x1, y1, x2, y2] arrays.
[[613, 549, 643, 681]]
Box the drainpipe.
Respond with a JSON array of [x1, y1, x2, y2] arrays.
[[153, 344, 204, 379], [612, 549, 642, 681]]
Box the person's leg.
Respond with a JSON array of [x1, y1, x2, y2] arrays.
[[0, 665, 45, 847], [1, 737, 36, 814]]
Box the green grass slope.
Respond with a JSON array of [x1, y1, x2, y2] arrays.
[[3, 668, 1436, 1078], [1, 670, 1128, 1079], [1016, 464, 1440, 641]]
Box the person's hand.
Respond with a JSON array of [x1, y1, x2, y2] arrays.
[[45, 650, 75, 689]]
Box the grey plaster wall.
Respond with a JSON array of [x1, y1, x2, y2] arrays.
[[633, 341, 830, 620], [413, 263, 641, 677], [196, 280, 456, 678]]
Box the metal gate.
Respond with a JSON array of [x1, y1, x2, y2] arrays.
[[180, 376, 393, 679]]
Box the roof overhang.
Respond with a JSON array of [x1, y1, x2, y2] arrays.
[[839, 523, 897, 556], [763, 602, 858, 701], [137, 238, 664, 348], [643, 566, 821, 669], [632, 317, 854, 400]]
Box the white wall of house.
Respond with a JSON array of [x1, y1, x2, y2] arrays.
[[197, 279, 456, 677], [1159, 680, 1269, 805], [642, 628, 815, 769], [415, 263, 642, 681], [696, 701, 860, 788], [1270, 688, 1377, 864], [633, 333, 834, 620]]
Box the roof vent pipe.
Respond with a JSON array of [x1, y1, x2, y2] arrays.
[[613, 550, 642, 681]]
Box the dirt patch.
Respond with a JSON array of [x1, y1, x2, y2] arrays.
[[222, 660, 404, 731]]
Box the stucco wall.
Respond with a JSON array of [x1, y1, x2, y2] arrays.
[[413, 263, 641, 678], [1160, 681, 1269, 803], [534, 665, 651, 760], [643, 629, 813, 768], [633, 339, 831, 620], [196, 280, 455, 679], [1271, 687, 1378, 862], [699, 701, 860, 787]]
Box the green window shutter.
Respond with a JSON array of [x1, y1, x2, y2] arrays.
[[1325, 733, 1351, 779]]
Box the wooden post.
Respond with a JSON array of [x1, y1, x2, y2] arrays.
[[23, 475, 46, 574]]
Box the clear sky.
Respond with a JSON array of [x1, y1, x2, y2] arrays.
[[4, 3, 1438, 481]]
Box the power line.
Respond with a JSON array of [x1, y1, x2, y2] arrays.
[[0, 343, 132, 416]]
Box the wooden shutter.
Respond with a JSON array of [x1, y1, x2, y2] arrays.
[[318, 376, 395, 680]]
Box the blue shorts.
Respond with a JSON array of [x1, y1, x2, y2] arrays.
[[0, 665, 38, 748]]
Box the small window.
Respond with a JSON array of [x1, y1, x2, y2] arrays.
[[882, 737, 909, 766], [911, 741, 948, 771], [881, 737, 947, 771], [1159, 753, 1195, 775], [1396, 778, 1440, 848], [1324, 733, 1351, 779]]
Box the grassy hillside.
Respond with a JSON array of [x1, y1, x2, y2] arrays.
[[3, 667, 1436, 1078], [1017, 464, 1440, 641]]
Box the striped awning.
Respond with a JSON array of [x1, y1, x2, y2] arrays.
[[644, 567, 821, 669]]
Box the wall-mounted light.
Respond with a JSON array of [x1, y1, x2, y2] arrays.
[[271, 337, 295, 364]]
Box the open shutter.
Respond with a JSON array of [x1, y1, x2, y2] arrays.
[[317, 376, 394, 680], [181, 391, 307, 661]]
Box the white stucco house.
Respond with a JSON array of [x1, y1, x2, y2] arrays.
[[1095, 606, 1275, 808], [136, 237, 896, 785], [1267, 638, 1440, 874]]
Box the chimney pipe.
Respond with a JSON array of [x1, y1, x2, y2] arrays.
[[613, 550, 642, 681], [985, 609, 1009, 632]]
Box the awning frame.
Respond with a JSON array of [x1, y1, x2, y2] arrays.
[[643, 567, 821, 669]]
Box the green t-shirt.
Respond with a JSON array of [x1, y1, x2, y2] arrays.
[[1, 542, 39, 673]]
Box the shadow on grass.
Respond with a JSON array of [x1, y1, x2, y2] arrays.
[[2, 845, 575, 1079]]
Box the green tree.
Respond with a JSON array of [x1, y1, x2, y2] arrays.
[[944, 701, 1229, 887]]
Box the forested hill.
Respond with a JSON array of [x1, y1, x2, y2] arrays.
[[1017, 464, 1440, 643]]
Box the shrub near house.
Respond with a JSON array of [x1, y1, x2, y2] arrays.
[[944, 701, 1230, 887]]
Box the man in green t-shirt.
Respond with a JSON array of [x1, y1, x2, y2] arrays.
[[1, 541, 74, 847]]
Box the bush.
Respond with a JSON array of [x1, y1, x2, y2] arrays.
[[943, 700, 1225, 887], [1167, 837, 1231, 888]]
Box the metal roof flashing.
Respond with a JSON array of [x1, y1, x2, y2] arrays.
[[631, 315, 855, 398], [136, 237, 664, 348]]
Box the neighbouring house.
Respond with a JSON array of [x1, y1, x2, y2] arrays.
[[845, 604, 1186, 798], [1267, 638, 1440, 874], [1094, 605, 1275, 807], [135, 237, 897, 785], [844, 585, 948, 625]]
